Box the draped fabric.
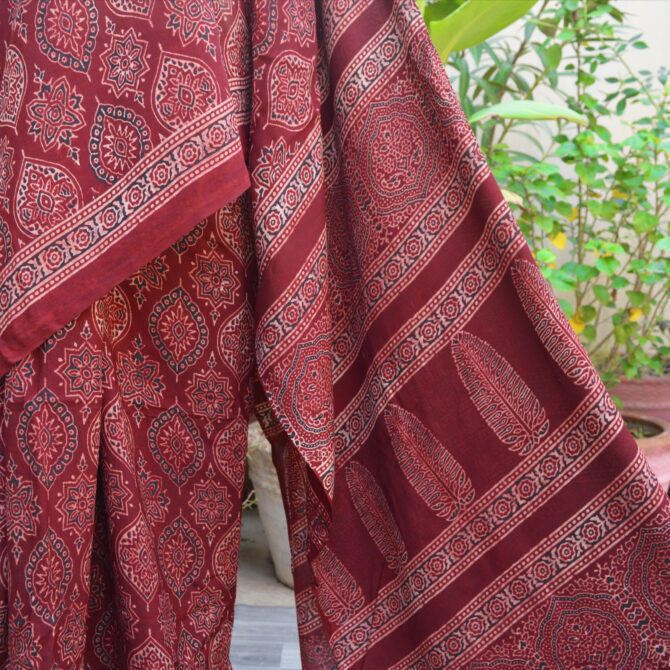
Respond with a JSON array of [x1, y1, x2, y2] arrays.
[[1, 0, 669, 668]]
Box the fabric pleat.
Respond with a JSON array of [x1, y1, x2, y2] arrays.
[[0, 0, 669, 668]]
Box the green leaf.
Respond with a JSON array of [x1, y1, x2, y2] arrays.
[[595, 257, 620, 275], [626, 291, 646, 307], [583, 325, 597, 342], [593, 285, 612, 306], [614, 324, 628, 346], [425, 0, 539, 62], [581, 305, 596, 322], [558, 298, 574, 318], [536, 248, 556, 264], [656, 236, 670, 251], [633, 211, 659, 234], [545, 44, 562, 69], [468, 101, 588, 126]]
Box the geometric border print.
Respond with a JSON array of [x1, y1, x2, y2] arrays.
[[148, 404, 204, 487], [148, 286, 208, 374], [16, 386, 78, 489]]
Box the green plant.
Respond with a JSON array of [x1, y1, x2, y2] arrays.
[[423, 0, 670, 389]]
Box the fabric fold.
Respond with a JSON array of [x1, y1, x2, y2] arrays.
[[1, 0, 669, 668], [0, 0, 250, 374]]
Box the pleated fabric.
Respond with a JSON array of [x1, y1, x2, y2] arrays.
[[1, 0, 669, 668]]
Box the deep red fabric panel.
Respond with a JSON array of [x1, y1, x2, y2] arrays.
[[1, 0, 669, 668], [0, 200, 256, 666], [0, 0, 250, 374]]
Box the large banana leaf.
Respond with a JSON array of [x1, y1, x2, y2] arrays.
[[424, 0, 539, 62], [468, 100, 588, 126]]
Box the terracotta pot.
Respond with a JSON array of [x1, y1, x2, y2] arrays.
[[623, 411, 670, 493], [613, 375, 670, 423], [246, 421, 294, 588]]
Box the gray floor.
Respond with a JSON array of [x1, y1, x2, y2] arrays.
[[231, 508, 301, 669], [230, 605, 301, 670]]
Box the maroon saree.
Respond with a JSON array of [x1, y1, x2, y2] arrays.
[[1, 0, 669, 667]]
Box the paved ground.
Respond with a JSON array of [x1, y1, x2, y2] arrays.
[[231, 508, 301, 669], [230, 605, 301, 670]]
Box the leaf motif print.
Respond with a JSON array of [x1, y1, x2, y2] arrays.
[[511, 259, 600, 390], [384, 404, 474, 521], [345, 461, 408, 573], [451, 330, 550, 455], [312, 546, 364, 626]]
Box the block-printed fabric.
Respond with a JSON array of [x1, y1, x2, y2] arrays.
[[1, 0, 669, 667]]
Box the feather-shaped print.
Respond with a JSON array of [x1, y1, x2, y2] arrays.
[[312, 546, 364, 625], [384, 404, 474, 521], [345, 461, 408, 573], [451, 330, 549, 455], [511, 259, 599, 390]]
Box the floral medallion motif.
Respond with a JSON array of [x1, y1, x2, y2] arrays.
[[35, 0, 99, 73], [8, 0, 32, 42], [103, 397, 135, 467], [213, 416, 248, 489], [17, 386, 78, 489], [117, 517, 160, 602], [149, 286, 208, 374], [213, 521, 241, 591], [27, 72, 85, 162], [189, 582, 224, 633], [55, 472, 96, 535], [0, 45, 27, 128], [224, 9, 251, 81], [152, 52, 220, 131], [0, 136, 15, 211], [6, 470, 39, 559], [536, 594, 640, 669], [148, 404, 204, 486], [268, 52, 314, 129], [157, 516, 204, 598], [117, 342, 165, 422], [277, 337, 335, 440], [165, 0, 218, 58], [94, 285, 130, 343], [25, 529, 72, 625], [58, 605, 87, 664], [101, 25, 149, 99], [624, 524, 670, 630], [56, 342, 110, 405], [13, 157, 82, 237], [357, 97, 438, 214], [0, 217, 12, 266], [186, 368, 232, 422], [216, 302, 253, 382], [188, 473, 231, 534], [89, 104, 151, 184], [129, 639, 173, 669], [106, 0, 154, 18], [192, 248, 238, 308], [284, 0, 315, 46], [139, 471, 169, 526]]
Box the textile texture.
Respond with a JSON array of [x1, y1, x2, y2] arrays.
[[1, 0, 669, 668]]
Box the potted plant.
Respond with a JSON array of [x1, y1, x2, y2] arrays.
[[423, 0, 670, 466]]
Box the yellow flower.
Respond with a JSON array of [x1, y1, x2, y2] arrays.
[[549, 232, 567, 249], [569, 313, 585, 334], [629, 308, 643, 322], [567, 207, 578, 221], [612, 188, 628, 200]]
